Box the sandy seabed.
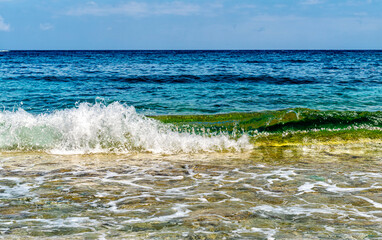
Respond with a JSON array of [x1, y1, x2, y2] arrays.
[[0, 143, 382, 239]]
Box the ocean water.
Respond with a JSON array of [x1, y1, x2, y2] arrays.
[[1, 50, 381, 114], [0, 50, 382, 239]]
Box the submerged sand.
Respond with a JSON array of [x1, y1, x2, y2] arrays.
[[0, 143, 381, 239]]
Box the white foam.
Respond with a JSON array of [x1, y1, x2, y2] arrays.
[[123, 203, 191, 223], [0, 102, 252, 154], [243, 184, 281, 197], [355, 196, 382, 208], [17, 217, 99, 229], [251, 205, 334, 216], [233, 227, 277, 240], [251, 204, 382, 222], [297, 181, 381, 194], [0, 177, 35, 198]]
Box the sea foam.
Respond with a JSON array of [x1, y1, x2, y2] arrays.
[[0, 102, 251, 154]]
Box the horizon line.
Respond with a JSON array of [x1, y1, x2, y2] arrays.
[[2, 49, 382, 51]]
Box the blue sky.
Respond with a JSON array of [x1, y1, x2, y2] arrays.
[[0, 0, 381, 49]]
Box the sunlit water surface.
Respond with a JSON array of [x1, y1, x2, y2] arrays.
[[1, 144, 381, 239]]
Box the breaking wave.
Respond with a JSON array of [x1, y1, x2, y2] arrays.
[[0, 102, 251, 154]]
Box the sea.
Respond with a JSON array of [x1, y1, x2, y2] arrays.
[[0, 50, 381, 239]]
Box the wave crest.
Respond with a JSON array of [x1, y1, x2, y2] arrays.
[[0, 102, 252, 154]]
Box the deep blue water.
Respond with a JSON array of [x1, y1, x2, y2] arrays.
[[1, 50, 381, 114]]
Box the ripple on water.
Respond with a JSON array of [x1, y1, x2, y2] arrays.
[[0, 149, 381, 239]]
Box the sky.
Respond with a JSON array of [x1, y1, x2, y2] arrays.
[[0, 0, 381, 50]]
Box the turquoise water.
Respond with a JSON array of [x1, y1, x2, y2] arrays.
[[1, 50, 381, 114], [0, 50, 382, 239], [1, 50, 382, 153]]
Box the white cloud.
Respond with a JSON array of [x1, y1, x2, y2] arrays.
[[354, 12, 368, 16], [40, 23, 54, 31], [234, 4, 256, 10], [275, 4, 287, 8], [152, 2, 201, 16], [0, 15, 10, 31], [67, 2, 145, 16], [67, 1, 202, 17], [301, 0, 324, 5], [244, 15, 382, 49]]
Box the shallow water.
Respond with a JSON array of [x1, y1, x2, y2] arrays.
[[1, 144, 381, 239]]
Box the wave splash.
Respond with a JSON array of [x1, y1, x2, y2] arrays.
[[0, 102, 251, 154]]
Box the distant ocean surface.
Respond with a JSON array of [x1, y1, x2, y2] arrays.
[[1, 50, 381, 114]]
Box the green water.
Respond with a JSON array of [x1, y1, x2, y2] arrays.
[[2, 50, 382, 239], [152, 108, 382, 146], [1, 108, 382, 239]]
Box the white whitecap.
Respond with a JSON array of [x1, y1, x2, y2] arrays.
[[0, 102, 252, 154]]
